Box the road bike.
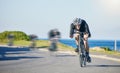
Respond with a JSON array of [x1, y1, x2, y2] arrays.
[[78, 32, 87, 67], [49, 37, 58, 51], [49, 37, 59, 56]]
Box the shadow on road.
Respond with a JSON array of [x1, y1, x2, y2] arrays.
[[0, 46, 44, 61], [87, 65, 120, 67], [55, 54, 76, 57], [0, 56, 43, 61], [37, 46, 49, 48]]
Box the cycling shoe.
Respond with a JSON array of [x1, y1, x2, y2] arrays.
[[87, 56, 91, 63]]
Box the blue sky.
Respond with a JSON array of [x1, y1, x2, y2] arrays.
[[0, 0, 120, 40]]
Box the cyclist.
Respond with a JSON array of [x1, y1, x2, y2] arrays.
[[48, 29, 61, 51], [69, 18, 91, 62], [8, 34, 14, 46]]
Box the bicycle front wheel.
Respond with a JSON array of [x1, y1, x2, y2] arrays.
[[79, 54, 86, 67]]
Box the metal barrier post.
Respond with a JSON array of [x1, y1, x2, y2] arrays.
[[114, 40, 117, 51]]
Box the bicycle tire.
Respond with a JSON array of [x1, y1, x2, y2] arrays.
[[83, 54, 87, 67], [79, 54, 86, 67], [79, 54, 83, 67]]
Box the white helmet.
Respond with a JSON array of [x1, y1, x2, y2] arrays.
[[73, 18, 82, 25]]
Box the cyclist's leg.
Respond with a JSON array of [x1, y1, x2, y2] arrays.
[[84, 40, 89, 52], [83, 34, 91, 62], [83, 33, 89, 52], [74, 33, 79, 52]]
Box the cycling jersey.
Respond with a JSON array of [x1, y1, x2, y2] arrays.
[[70, 19, 91, 37]]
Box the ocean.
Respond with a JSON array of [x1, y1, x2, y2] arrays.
[[59, 39, 120, 51]]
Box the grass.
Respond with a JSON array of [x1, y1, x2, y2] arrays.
[[90, 47, 120, 56], [14, 40, 31, 46], [58, 42, 74, 51], [0, 40, 120, 56], [0, 40, 75, 51]]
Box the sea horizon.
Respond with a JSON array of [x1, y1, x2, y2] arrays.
[[39, 38, 120, 51]]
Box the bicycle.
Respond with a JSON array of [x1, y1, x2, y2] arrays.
[[49, 37, 59, 56], [78, 32, 87, 67], [49, 37, 58, 51]]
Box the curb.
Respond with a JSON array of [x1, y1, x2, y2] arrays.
[[90, 54, 120, 62]]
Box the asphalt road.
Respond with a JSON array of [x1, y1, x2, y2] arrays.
[[0, 47, 120, 73]]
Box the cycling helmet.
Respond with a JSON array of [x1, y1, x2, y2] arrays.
[[73, 18, 82, 25], [53, 28, 58, 32]]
